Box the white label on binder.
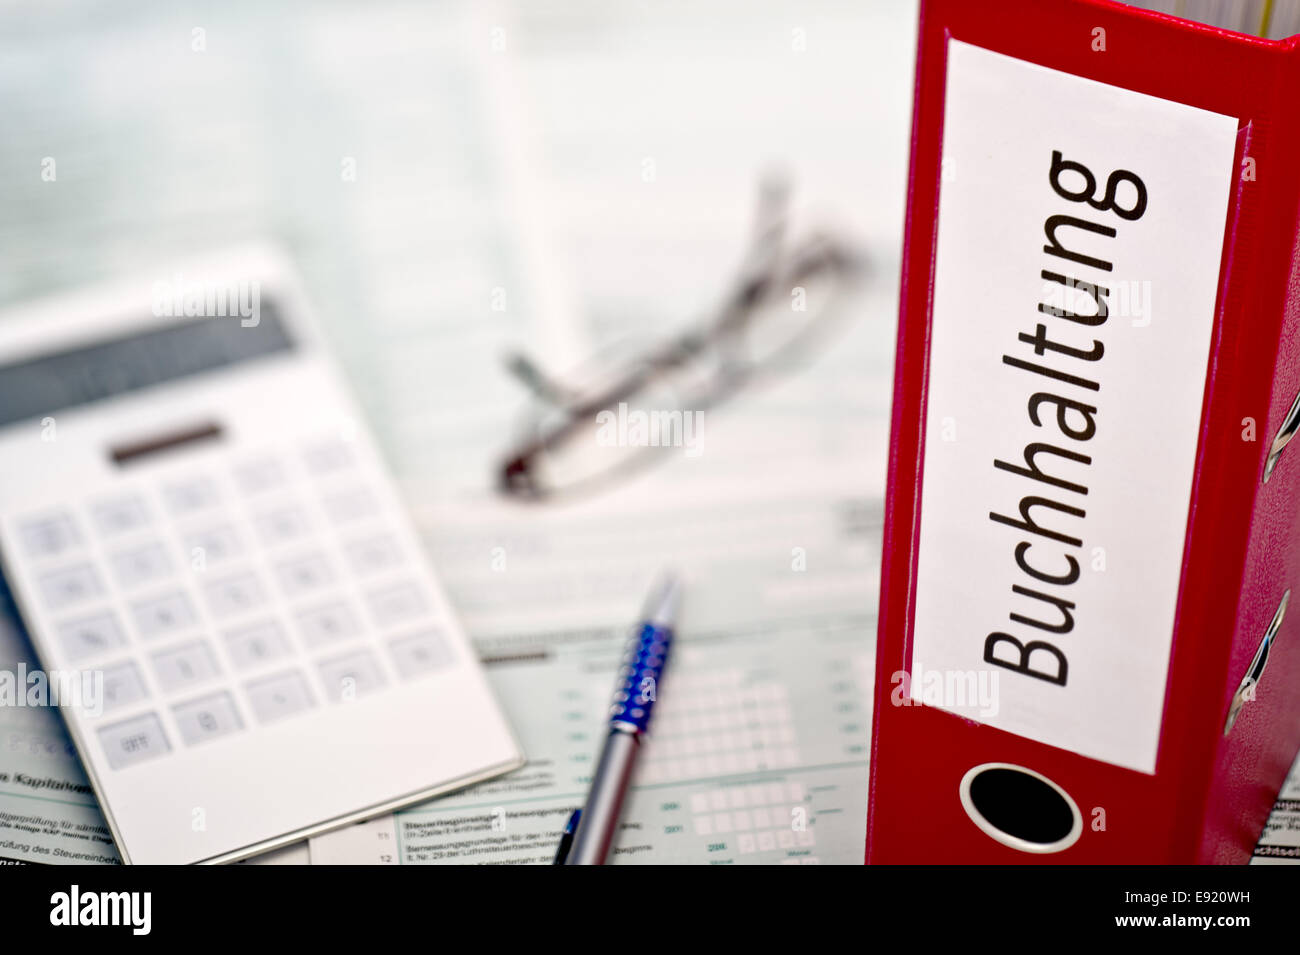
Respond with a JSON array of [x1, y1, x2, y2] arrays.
[[912, 40, 1237, 774]]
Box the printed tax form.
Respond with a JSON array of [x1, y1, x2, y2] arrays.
[[309, 484, 883, 865], [307, 0, 901, 863]]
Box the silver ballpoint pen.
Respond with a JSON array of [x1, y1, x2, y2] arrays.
[[557, 573, 681, 865]]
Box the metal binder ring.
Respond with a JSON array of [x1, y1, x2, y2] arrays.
[[958, 762, 1082, 854], [1223, 589, 1289, 736], [1263, 391, 1300, 483]]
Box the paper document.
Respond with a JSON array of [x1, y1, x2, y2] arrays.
[[312, 616, 872, 865], [303, 0, 900, 865], [1254, 756, 1300, 864], [0, 591, 120, 864]]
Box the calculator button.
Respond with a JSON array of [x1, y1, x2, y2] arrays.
[[233, 458, 287, 496], [163, 477, 220, 517], [182, 525, 242, 566], [343, 534, 402, 576], [150, 640, 221, 693], [244, 670, 315, 725], [203, 572, 267, 618], [294, 602, 361, 648], [37, 564, 103, 610], [321, 487, 380, 524], [388, 629, 455, 677], [274, 553, 334, 599], [57, 612, 127, 661], [223, 621, 291, 670], [18, 513, 81, 558], [100, 662, 148, 712], [317, 650, 386, 702], [98, 712, 170, 770], [90, 495, 150, 537], [108, 541, 174, 590], [172, 692, 244, 746], [303, 440, 355, 475], [130, 591, 198, 640], [365, 582, 428, 629], [254, 506, 311, 547]]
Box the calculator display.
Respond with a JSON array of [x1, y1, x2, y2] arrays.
[[0, 305, 293, 428]]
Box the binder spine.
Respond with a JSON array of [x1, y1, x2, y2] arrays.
[[1199, 39, 1300, 861]]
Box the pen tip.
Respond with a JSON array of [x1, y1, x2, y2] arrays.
[[644, 571, 682, 628]]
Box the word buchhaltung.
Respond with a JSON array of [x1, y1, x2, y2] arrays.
[[985, 149, 1147, 689]]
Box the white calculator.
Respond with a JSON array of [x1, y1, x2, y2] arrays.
[[0, 246, 523, 864]]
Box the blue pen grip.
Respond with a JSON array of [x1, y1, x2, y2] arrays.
[[609, 622, 672, 734]]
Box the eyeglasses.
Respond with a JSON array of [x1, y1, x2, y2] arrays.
[[497, 176, 867, 501]]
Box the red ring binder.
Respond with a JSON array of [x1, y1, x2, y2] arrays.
[[868, 0, 1300, 863]]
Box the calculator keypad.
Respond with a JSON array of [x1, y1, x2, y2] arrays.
[[254, 506, 311, 547], [98, 713, 171, 770], [295, 601, 362, 648], [151, 640, 221, 693], [245, 671, 315, 725], [203, 572, 267, 618], [12, 435, 460, 772], [317, 649, 386, 702], [101, 662, 149, 712], [57, 612, 127, 660], [172, 692, 244, 746], [183, 525, 242, 565], [91, 495, 151, 537], [108, 541, 174, 590], [131, 591, 199, 640], [20, 513, 81, 558], [39, 563, 104, 609], [274, 553, 334, 598], [223, 621, 291, 670]]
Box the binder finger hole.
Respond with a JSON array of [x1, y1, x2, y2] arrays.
[[959, 763, 1082, 854]]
